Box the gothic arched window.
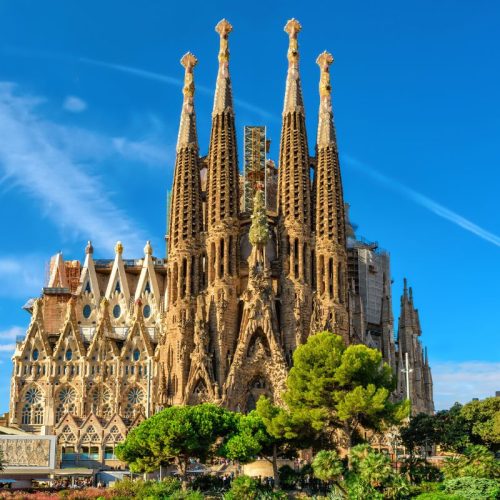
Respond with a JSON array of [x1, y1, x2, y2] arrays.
[[21, 404, 31, 424], [33, 404, 44, 424]]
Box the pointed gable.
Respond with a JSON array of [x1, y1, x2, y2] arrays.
[[47, 253, 68, 288], [19, 299, 52, 358], [105, 242, 130, 305], [77, 241, 100, 304], [121, 308, 154, 359], [87, 320, 119, 360], [54, 298, 86, 358], [134, 241, 160, 307]]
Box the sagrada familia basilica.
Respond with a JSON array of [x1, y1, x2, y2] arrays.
[[8, 19, 434, 466]]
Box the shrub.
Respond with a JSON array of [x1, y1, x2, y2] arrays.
[[223, 475, 262, 500], [442, 445, 500, 479], [111, 478, 182, 499], [443, 476, 500, 499], [278, 464, 300, 489], [401, 456, 442, 484], [414, 493, 462, 499]]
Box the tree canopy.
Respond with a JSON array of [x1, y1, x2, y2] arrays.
[[115, 403, 235, 479], [284, 331, 407, 451]]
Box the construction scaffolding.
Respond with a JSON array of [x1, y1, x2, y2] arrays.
[[243, 126, 267, 212]]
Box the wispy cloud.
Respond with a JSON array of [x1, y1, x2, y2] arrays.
[[0, 326, 24, 340], [63, 95, 87, 113], [2, 46, 278, 120], [0, 344, 16, 353], [0, 82, 169, 253], [432, 361, 500, 410], [344, 155, 500, 248], [0, 256, 45, 298]]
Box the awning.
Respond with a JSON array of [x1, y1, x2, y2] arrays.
[[54, 469, 95, 476]]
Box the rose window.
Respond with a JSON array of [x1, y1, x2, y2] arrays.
[[58, 387, 76, 404], [127, 387, 145, 405], [25, 387, 42, 404]]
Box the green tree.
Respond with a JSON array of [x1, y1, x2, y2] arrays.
[[221, 397, 313, 488], [400, 412, 436, 454], [284, 332, 407, 459], [312, 450, 346, 496], [442, 445, 500, 480], [401, 402, 477, 455], [461, 397, 500, 451], [345, 445, 410, 499], [116, 404, 236, 487]]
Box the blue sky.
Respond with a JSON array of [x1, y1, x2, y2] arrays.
[[0, 0, 499, 411]]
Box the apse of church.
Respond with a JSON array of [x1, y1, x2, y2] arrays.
[[9, 18, 433, 463]]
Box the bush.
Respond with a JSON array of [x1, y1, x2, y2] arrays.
[[111, 478, 182, 499], [442, 445, 500, 479], [443, 476, 500, 499], [278, 464, 300, 490], [414, 493, 462, 499], [224, 475, 262, 500], [401, 456, 442, 484]]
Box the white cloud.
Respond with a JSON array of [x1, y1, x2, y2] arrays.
[[344, 155, 500, 248], [0, 82, 170, 254], [63, 95, 87, 113], [0, 344, 15, 352], [112, 136, 168, 166], [0, 256, 44, 298], [0, 326, 25, 340], [432, 361, 500, 410]]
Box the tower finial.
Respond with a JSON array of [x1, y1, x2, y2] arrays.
[[215, 19, 232, 65], [284, 19, 302, 68], [180, 52, 197, 99], [115, 241, 123, 255], [144, 240, 153, 256], [403, 277, 408, 297], [85, 240, 94, 255], [316, 51, 334, 97], [177, 52, 199, 150]]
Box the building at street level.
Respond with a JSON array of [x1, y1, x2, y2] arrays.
[[8, 19, 433, 467]]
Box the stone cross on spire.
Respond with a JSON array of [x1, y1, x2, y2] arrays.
[[177, 52, 198, 150], [316, 51, 337, 147], [213, 19, 234, 115]]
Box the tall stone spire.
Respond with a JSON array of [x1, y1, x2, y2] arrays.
[[313, 51, 348, 341], [163, 53, 204, 405], [278, 19, 311, 228], [315, 51, 345, 246], [204, 19, 240, 388], [206, 19, 239, 227], [278, 19, 313, 354], [396, 281, 434, 415], [168, 53, 203, 254]]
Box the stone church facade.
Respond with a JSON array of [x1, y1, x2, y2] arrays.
[[9, 19, 433, 466]]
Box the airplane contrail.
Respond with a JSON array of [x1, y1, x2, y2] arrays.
[[80, 57, 277, 120], [344, 155, 500, 248], [1, 47, 276, 120]]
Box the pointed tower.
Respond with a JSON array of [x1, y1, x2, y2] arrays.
[[397, 279, 434, 415], [278, 19, 313, 355], [380, 273, 396, 372], [204, 19, 240, 387], [163, 52, 204, 404], [313, 51, 349, 341]]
